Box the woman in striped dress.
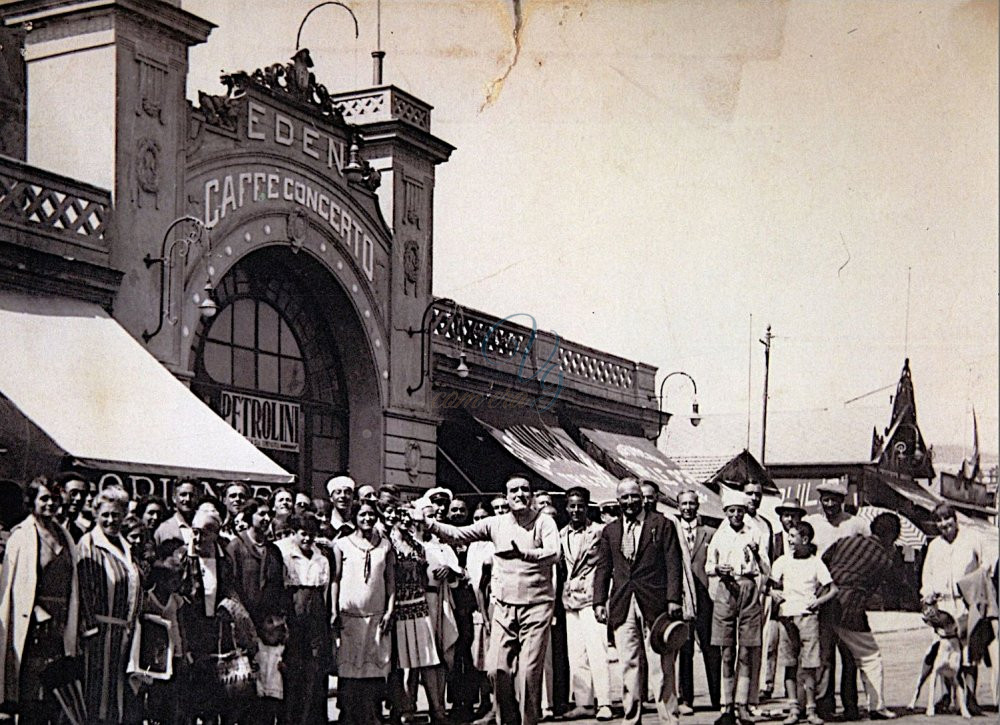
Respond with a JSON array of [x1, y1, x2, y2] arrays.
[[77, 486, 141, 724], [388, 509, 445, 723]]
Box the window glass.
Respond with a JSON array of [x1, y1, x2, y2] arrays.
[[280, 319, 300, 358], [281, 358, 305, 396], [232, 299, 256, 348], [258, 353, 279, 394], [207, 304, 232, 343], [233, 347, 255, 389], [203, 341, 231, 384], [258, 303, 279, 353]]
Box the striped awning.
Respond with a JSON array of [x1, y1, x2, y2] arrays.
[[855, 505, 927, 548]]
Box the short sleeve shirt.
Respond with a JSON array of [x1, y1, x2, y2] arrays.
[[771, 553, 833, 617]]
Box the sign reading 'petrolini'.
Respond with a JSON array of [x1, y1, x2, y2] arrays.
[[202, 167, 376, 281], [220, 390, 300, 452]]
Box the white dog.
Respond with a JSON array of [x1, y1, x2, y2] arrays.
[[908, 605, 972, 718]]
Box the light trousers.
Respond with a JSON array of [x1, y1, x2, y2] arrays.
[[614, 596, 678, 725], [565, 606, 612, 708], [820, 627, 886, 712], [764, 617, 781, 692], [489, 600, 554, 725]]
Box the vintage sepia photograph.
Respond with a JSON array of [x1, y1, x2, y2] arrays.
[[0, 1, 996, 724]]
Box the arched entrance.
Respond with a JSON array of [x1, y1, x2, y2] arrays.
[[190, 246, 381, 494]]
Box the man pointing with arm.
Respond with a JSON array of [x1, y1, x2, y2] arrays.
[[416, 475, 561, 725]]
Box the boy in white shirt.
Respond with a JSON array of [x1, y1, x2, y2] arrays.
[[770, 521, 838, 725]]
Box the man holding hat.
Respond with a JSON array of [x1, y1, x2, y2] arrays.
[[326, 475, 357, 539], [594, 477, 684, 725], [706, 487, 769, 725], [803, 479, 869, 720]]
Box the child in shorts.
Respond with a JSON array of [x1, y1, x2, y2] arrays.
[[770, 521, 838, 725]]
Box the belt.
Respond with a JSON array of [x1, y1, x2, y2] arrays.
[[426, 586, 440, 593], [96, 614, 129, 627]]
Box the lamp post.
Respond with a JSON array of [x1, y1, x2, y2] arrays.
[[142, 216, 215, 343], [406, 298, 468, 395], [648, 371, 700, 442]]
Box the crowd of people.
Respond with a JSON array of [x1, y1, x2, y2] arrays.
[[0, 471, 996, 725]]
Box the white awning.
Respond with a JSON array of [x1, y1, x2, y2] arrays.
[[0, 292, 293, 484]]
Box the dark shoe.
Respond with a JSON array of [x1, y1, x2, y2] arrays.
[[841, 708, 860, 722], [715, 711, 737, 725], [868, 710, 896, 721], [760, 690, 773, 703]]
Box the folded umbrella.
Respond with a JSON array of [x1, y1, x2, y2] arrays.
[[39, 656, 86, 725]]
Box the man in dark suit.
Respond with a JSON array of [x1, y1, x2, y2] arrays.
[[675, 490, 721, 714], [594, 478, 684, 725]]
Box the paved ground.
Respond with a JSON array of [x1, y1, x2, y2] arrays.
[[328, 613, 997, 725]]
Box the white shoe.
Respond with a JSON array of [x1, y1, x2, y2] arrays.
[[596, 706, 613, 721]]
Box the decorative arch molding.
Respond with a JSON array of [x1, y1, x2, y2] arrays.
[[185, 244, 387, 492], [175, 210, 390, 407]]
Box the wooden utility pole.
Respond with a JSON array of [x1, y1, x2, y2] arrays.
[[759, 324, 773, 465]]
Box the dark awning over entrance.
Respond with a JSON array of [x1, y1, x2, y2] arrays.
[[0, 292, 294, 484], [580, 428, 725, 518], [474, 417, 621, 502]]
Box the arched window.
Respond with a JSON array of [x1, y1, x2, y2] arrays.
[[202, 298, 305, 397], [192, 252, 350, 491]]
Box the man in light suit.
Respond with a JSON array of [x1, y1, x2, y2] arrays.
[[560, 487, 613, 721], [675, 490, 721, 714], [595, 478, 684, 725]]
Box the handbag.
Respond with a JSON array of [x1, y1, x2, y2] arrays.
[[211, 614, 256, 700]]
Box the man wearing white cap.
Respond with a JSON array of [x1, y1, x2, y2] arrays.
[[326, 475, 357, 539], [706, 488, 769, 725], [803, 480, 869, 557]]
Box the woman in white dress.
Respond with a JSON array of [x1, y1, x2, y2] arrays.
[[332, 502, 396, 725]]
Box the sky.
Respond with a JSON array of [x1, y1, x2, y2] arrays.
[[183, 0, 999, 458]]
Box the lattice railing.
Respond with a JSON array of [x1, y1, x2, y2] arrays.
[[333, 87, 432, 132], [560, 347, 634, 389], [431, 304, 637, 394], [0, 156, 111, 255]]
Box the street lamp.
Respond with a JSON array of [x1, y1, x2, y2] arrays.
[[647, 371, 700, 441], [142, 216, 215, 343], [406, 298, 468, 395]]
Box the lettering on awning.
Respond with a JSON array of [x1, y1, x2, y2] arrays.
[[219, 391, 300, 452]]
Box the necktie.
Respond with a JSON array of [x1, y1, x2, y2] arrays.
[[622, 520, 636, 560], [685, 524, 696, 551]]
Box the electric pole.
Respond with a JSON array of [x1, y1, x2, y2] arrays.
[[759, 324, 773, 465]]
